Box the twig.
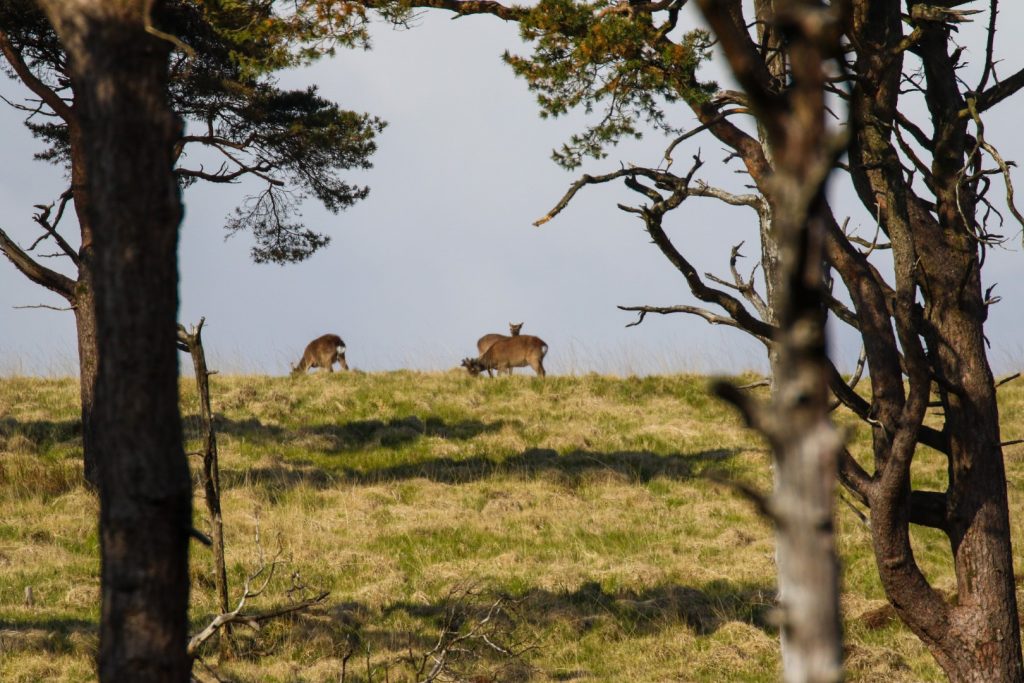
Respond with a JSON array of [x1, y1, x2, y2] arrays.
[[995, 372, 1020, 388], [13, 303, 75, 311], [838, 492, 870, 527], [618, 304, 745, 331]]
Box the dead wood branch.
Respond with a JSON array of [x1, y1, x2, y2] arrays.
[[410, 586, 537, 683], [13, 303, 75, 311], [179, 317, 233, 657], [619, 304, 749, 332], [187, 514, 329, 659]]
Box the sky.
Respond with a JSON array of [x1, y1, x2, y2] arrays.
[[1, 5, 1022, 377]]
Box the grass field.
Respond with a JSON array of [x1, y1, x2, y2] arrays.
[[1, 370, 1022, 681]]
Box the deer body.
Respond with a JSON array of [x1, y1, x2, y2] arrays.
[[292, 334, 348, 375], [476, 322, 523, 356], [475, 323, 523, 376], [462, 335, 547, 378]]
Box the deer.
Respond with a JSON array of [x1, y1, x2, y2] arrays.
[[461, 334, 547, 378], [291, 333, 348, 375], [476, 322, 523, 360]]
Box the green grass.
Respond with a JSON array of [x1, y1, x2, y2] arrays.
[[1, 370, 1023, 681]]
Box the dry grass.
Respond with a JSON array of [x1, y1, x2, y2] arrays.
[[2, 370, 1023, 681]]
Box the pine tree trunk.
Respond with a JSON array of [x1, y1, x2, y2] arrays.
[[35, 2, 193, 681], [73, 277, 99, 488]]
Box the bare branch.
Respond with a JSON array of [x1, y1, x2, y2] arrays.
[[663, 109, 747, 169], [29, 190, 80, 264], [977, 0, 999, 93], [996, 372, 1020, 388], [533, 168, 637, 226], [972, 66, 1024, 115], [838, 492, 869, 526], [707, 473, 779, 524], [618, 303, 758, 336], [0, 226, 77, 300], [12, 303, 75, 311], [187, 591, 329, 657], [829, 346, 866, 412], [362, 0, 528, 22], [0, 28, 74, 121], [979, 140, 1024, 241], [710, 379, 776, 443]]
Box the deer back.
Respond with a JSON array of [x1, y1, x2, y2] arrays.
[[479, 335, 547, 367], [296, 333, 346, 371]]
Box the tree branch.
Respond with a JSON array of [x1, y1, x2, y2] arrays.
[[0, 225, 76, 300], [971, 66, 1024, 115], [30, 191, 80, 265], [0, 28, 74, 121]]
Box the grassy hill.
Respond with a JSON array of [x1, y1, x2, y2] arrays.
[[1, 370, 1022, 681]]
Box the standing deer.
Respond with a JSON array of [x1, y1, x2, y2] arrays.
[[291, 334, 348, 375], [476, 322, 523, 359], [462, 335, 547, 378]]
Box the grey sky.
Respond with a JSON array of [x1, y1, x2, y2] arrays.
[[1, 6, 1021, 377]]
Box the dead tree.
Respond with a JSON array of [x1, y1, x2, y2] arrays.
[[177, 318, 232, 658], [186, 513, 329, 671]]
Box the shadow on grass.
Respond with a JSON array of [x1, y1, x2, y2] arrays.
[[382, 579, 776, 637], [211, 578, 775, 679], [0, 616, 96, 655], [0, 418, 82, 451], [192, 414, 507, 452], [0, 577, 773, 676], [221, 446, 739, 493]]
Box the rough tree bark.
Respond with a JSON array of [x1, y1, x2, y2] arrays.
[[33, 1, 192, 680]]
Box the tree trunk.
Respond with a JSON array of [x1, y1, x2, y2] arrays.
[[73, 277, 99, 487], [35, 2, 193, 681], [882, 229, 1023, 682], [699, 2, 844, 680], [0, 217, 98, 487], [840, 4, 1024, 677], [179, 320, 233, 659]]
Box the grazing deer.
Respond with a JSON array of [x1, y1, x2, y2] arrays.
[[462, 334, 547, 378], [291, 334, 348, 375], [476, 322, 523, 359]]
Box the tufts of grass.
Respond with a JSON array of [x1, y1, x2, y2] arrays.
[[3, 372, 1022, 681]]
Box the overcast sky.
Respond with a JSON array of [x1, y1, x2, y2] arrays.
[[1, 5, 1021, 377]]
